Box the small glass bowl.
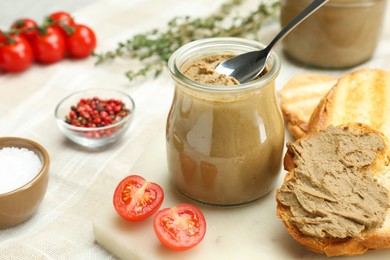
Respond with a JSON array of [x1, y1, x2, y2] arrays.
[[54, 88, 135, 148]]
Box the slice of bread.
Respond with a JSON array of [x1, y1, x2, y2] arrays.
[[276, 123, 390, 256], [308, 69, 390, 139], [280, 73, 337, 139]]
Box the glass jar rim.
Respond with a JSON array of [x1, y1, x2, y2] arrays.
[[168, 37, 281, 92]]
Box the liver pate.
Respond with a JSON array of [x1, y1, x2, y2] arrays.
[[166, 49, 284, 205], [278, 126, 389, 239], [182, 55, 239, 86]]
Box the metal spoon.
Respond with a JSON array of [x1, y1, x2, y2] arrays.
[[215, 0, 329, 83]]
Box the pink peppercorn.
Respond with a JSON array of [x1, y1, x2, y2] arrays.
[[65, 97, 131, 136]]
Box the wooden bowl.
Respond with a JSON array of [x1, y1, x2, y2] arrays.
[[0, 137, 50, 229]]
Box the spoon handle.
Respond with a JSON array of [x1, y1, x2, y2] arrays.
[[266, 0, 329, 51]]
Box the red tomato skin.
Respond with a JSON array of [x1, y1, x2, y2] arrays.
[[31, 26, 66, 64], [0, 35, 33, 72], [0, 31, 6, 44], [10, 18, 38, 42], [48, 11, 76, 36], [113, 175, 164, 222], [49, 11, 75, 26], [153, 203, 207, 251], [66, 24, 96, 59]]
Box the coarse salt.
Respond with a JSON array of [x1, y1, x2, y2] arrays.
[[0, 147, 42, 194]]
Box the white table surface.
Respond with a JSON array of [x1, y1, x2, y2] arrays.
[[1, 0, 390, 259], [0, 0, 96, 28]]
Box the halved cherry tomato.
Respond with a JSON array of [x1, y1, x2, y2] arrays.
[[47, 11, 76, 36], [153, 203, 206, 251], [10, 18, 38, 42], [113, 175, 164, 222], [0, 35, 33, 72], [65, 24, 96, 58], [30, 26, 66, 64]]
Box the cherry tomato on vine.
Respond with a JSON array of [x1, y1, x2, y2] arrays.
[[10, 18, 38, 42], [113, 175, 164, 222], [66, 24, 96, 59], [30, 26, 66, 64], [153, 203, 206, 251], [0, 31, 6, 44], [0, 35, 33, 72], [49, 11, 75, 25], [47, 11, 76, 36]]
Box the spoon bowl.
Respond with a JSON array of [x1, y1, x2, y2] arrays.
[[215, 0, 329, 83]]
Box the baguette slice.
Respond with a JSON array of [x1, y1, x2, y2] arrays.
[[308, 69, 390, 139], [280, 73, 337, 139], [276, 123, 390, 257]]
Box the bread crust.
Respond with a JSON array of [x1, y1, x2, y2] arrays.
[[276, 123, 390, 256], [286, 122, 307, 140], [307, 84, 337, 134], [280, 73, 336, 139], [308, 69, 390, 139]]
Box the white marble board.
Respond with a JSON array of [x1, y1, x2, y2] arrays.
[[92, 129, 390, 260]]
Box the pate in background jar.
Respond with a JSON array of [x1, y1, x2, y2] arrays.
[[166, 38, 284, 206], [280, 0, 387, 68]]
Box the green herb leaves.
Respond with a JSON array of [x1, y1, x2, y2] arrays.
[[94, 0, 280, 81]]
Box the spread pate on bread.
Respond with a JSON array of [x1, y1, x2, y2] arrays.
[[276, 123, 390, 256], [278, 125, 389, 239]]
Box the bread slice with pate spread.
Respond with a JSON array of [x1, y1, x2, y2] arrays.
[[280, 73, 337, 139], [308, 69, 390, 140], [276, 123, 390, 256]]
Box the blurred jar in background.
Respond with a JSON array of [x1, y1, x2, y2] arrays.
[[280, 0, 387, 68]]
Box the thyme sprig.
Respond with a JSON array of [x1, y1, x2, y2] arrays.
[[94, 0, 280, 81]]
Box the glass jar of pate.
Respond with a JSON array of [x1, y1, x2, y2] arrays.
[[166, 37, 284, 206], [280, 0, 387, 68]]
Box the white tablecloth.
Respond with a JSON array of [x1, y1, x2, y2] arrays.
[[1, 0, 390, 259]]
